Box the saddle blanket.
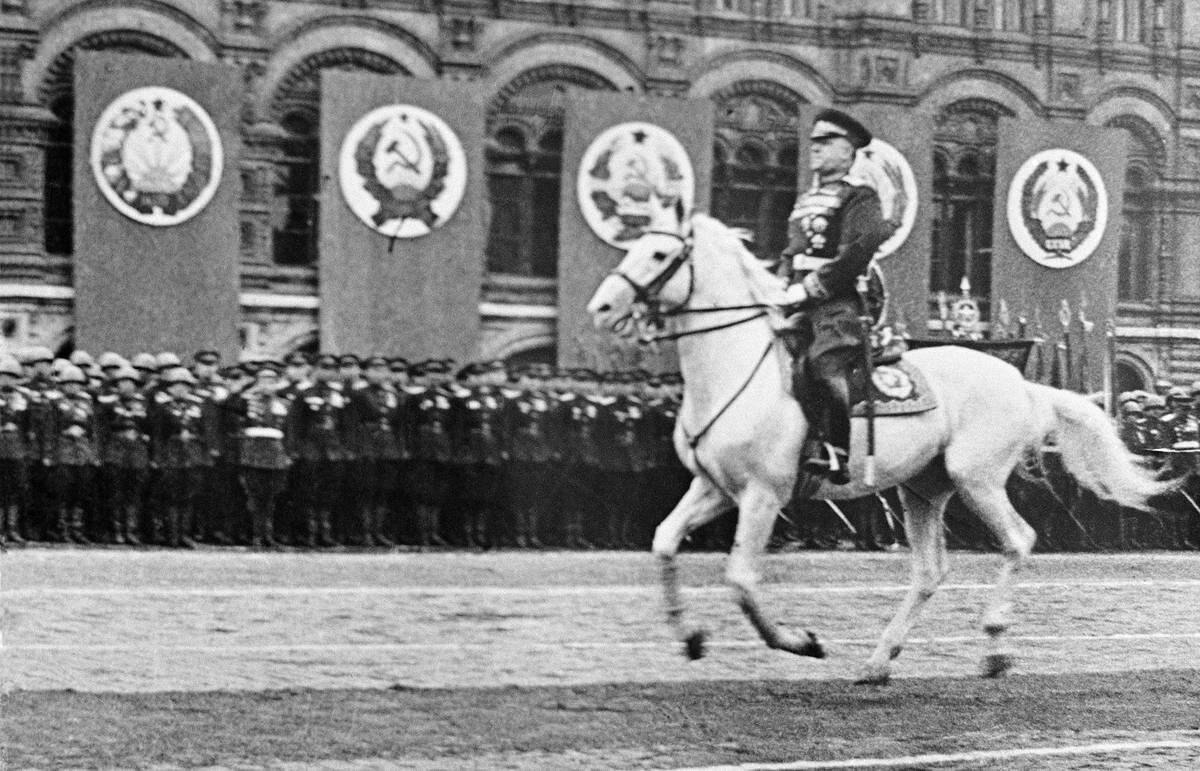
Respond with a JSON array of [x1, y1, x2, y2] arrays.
[[850, 357, 937, 418]]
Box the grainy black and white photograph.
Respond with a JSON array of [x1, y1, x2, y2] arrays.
[[3, 0, 1200, 768]]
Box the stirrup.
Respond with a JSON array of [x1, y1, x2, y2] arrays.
[[803, 443, 850, 483]]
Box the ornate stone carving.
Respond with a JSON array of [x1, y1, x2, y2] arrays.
[[442, 17, 480, 53], [39, 31, 185, 107], [652, 35, 686, 67], [1056, 72, 1081, 102], [271, 48, 408, 120], [224, 0, 264, 33], [1186, 85, 1200, 113], [1, 0, 26, 15]]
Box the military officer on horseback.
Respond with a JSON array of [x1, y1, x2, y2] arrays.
[[779, 108, 894, 484]]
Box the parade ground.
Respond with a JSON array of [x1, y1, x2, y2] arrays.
[[5, 547, 1200, 769]]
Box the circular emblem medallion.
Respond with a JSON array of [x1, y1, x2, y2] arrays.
[[90, 86, 223, 227], [338, 104, 468, 239], [1006, 148, 1108, 269], [871, 365, 914, 400], [849, 138, 918, 259], [577, 122, 695, 248]]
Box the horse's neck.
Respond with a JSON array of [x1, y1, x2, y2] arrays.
[[675, 264, 779, 424]]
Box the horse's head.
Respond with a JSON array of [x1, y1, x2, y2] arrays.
[[587, 202, 693, 334]]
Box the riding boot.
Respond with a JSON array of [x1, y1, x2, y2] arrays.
[[167, 506, 181, 548], [178, 505, 197, 549], [262, 498, 279, 548], [526, 510, 542, 549], [69, 507, 91, 545], [124, 505, 142, 546], [5, 505, 24, 545], [428, 506, 446, 546], [318, 510, 339, 547], [373, 508, 394, 547], [246, 499, 263, 548], [359, 507, 376, 547]]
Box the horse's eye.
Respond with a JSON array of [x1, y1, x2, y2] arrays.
[[651, 251, 668, 262]]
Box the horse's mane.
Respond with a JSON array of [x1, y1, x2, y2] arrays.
[[689, 213, 787, 306]]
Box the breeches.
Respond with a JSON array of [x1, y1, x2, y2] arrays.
[[240, 467, 288, 506], [53, 465, 96, 509], [158, 468, 200, 508], [294, 460, 345, 511], [0, 459, 26, 508], [103, 466, 147, 510]]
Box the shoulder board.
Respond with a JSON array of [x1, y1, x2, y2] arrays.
[[401, 385, 426, 395], [98, 394, 118, 404], [499, 387, 523, 398], [154, 391, 172, 404]]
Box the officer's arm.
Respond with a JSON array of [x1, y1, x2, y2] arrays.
[[807, 188, 893, 300]]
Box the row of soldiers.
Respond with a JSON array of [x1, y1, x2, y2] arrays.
[[0, 345, 698, 550], [1117, 385, 1200, 453]]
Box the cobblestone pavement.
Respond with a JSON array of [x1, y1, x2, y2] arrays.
[[5, 549, 1200, 693]]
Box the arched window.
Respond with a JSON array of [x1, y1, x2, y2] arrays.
[[39, 32, 185, 256], [930, 100, 1010, 318], [271, 49, 409, 266], [1106, 115, 1165, 302], [710, 81, 803, 263], [485, 66, 616, 277]]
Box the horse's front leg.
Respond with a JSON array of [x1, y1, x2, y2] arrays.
[[727, 485, 825, 658], [651, 476, 730, 660]]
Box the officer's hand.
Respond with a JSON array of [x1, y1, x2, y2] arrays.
[[784, 282, 809, 306]]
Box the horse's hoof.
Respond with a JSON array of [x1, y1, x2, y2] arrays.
[[799, 630, 826, 659], [854, 665, 891, 686], [981, 652, 1014, 678], [684, 630, 707, 661]]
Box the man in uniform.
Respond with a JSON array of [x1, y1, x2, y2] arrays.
[[449, 363, 507, 549], [348, 355, 405, 546], [404, 360, 454, 547], [0, 354, 31, 544], [191, 350, 234, 544], [21, 346, 57, 539], [286, 354, 350, 548], [502, 365, 555, 548], [151, 367, 207, 548], [779, 108, 894, 484], [232, 361, 291, 548], [96, 364, 151, 544], [47, 364, 100, 544]]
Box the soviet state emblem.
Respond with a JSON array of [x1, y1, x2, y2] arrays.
[[1006, 149, 1108, 269], [90, 86, 223, 227], [871, 365, 915, 400], [849, 138, 918, 259], [576, 122, 695, 248], [338, 105, 467, 239]]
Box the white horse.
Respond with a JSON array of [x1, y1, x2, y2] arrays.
[[586, 209, 1169, 684]]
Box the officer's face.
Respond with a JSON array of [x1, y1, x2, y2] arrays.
[[809, 136, 854, 175], [33, 361, 52, 377], [167, 382, 190, 398], [61, 381, 82, 396], [195, 362, 218, 379], [286, 364, 308, 382], [116, 378, 137, 395], [365, 365, 387, 385], [340, 364, 361, 380], [0, 373, 16, 388]]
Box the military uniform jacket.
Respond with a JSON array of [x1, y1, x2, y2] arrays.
[[405, 385, 454, 463], [613, 395, 653, 473], [451, 385, 506, 466], [97, 393, 150, 468], [780, 178, 893, 358], [23, 376, 59, 462], [234, 389, 291, 470], [0, 385, 31, 461], [349, 383, 407, 461], [151, 394, 208, 468], [502, 388, 558, 464], [193, 377, 235, 462], [49, 391, 100, 466], [557, 392, 603, 468], [286, 383, 350, 463], [647, 395, 682, 469]]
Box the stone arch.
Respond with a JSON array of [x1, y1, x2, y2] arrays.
[[1087, 87, 1175, 169], [1114, 349, 1155, 393], [269, 47, 411, 122], [27, 1, 214, 103], [919, 68, 1044, 120], [36, 29, 187, 108], [483, 33, 642, 98], [688, 49, 830, 106], [488, 63, 616, 121], [259, 16, 436, 118], [1104, 113, 1167, 177]]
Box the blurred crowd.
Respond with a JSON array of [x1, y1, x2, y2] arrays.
[[1, 345, 1197, 554]]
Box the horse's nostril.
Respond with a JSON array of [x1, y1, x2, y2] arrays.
[[598, 303, 611, 313]]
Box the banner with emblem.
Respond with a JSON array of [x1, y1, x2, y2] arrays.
[[558, 91, 713, 369], [319, 72, 484, 360], [73, 52, 241, 359], [992, 121, 1127, 389]]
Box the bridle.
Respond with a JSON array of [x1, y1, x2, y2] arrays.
[[607, 228, 771, 345]]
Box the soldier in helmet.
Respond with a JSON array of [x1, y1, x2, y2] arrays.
[[96, 365, 151, 544], [286, 354, 350, 548], [0, 354, 31, 545], [151, 367, 206, 548], [232, 362, 291, 548], [20, 346, 57, 538], [778, 109, 894, 485], [449, 362, 507, 549], [48, 364, 100, 544]]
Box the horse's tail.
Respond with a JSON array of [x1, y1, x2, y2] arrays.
[[1029, 383, 1172, 510]]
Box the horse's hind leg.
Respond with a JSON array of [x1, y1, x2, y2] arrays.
[[726, 484, 825, 658], [951, 475, 1037, 678], [652, 476, 730, 660], [856, 480, 953, 685]]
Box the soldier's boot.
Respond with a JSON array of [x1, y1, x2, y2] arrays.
[[5, 505, 25, 545], [1119, 515, 1139, 550], [526, 511, 543, 549], [304, 508, 319, 549], [359, 507, 376, 547], [424, 506, 446, 547], [318, 510, 339, 547], [69, 507, 91, 545], [166, 507, 181, 548], [178, 506, 197, 550], [373, 508, 395, 547], [110, 509, 126, 545], [247, 499, 264, 549], [262, 499, 279, 549], [124, 505, 142, 546]]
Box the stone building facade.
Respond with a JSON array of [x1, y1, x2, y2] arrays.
[[0, 0, 1198, 388]]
